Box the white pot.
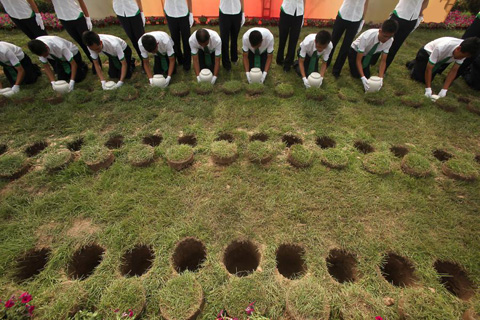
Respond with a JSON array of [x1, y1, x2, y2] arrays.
[[53, 80, 70, 94], [250, 68, 262, 84], [366, 76, 382, 93], [104, 81, 117, 90], [431, 94, 440, 102], [308, 72, 323, 88], [199, 69, 213, 83], [151, 74, 166, 87], [0, 88, 13, 97]]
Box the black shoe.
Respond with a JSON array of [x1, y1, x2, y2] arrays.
[[332, 72, 340, 79], [183, 65, 191, 72], [283, 64, 291, 72], [406, 60, 414, 70], [223, 64, 232, 71], [276, 59, 284, 66]]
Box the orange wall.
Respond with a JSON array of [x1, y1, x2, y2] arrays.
[[140, 0, 454, 23]]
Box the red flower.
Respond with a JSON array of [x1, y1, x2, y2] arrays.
[[26, 305, 35, 315], [5, 299, 15, 308], [20, 292, 32, 304], [245, 301, 255, 316], [128, 309, 134, 317]]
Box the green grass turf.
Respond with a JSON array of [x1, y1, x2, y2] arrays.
[[0, 25, 479, 319]]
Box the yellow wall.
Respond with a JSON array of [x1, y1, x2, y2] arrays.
[[84, 0, 115, 19]]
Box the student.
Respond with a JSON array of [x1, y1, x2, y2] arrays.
[[242, 28, 274, 83], [386, 0, 429, 71], [0, 0, 46, 39], [348, 19, 398, 92], [460, 12, 480, 90], [139, 31, 176, 87], [277, 0, 305, 72], [113, 0, 145, 60], [82, 31, 135, 90], [406, 37, 480, 98], [219, 0, 244, 71], [51, 0, 96, 70], [28, 36, 88, 91], [328, 0, 369, 77], [0, 41, 41, 93], [295, 31, 332, 88], [190, 28, 221, 84], [164, 0, 193, 71]]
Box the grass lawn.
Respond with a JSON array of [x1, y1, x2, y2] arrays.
[[0, 24, 479, 319]]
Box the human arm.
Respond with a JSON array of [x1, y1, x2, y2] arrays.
[[264, 53, 273, 72], [213, 56, 220, 77], [378, 52, 387, 78], [442, 63, 459, 91], [143, 58, 154, 80], [193, 54, 200, 77]]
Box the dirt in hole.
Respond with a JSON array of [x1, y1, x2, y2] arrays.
[[143, 135, 163, 147], [25, 141, 48, 157], [67, 244, 104, 280], [120, 245, 154, 277], [316, 136, 336, 149], [475, 155, 480, 164], [67, 138, 84, 152], [15, 248, 51, 282], [434, 260, 476, 300], [354, 141, 374, 154], [390, 145, 409, 158], [249, 133, 268, 142], [380, 253, 417, 287], [282, 134, 303, 148], [0, 144, 7, 156], [276, 244, 306, 279], [105, 135, 124, 149], [433, 149, 453, 162], [326, 248, 358, 284], [224, 240, 260, 277], [178, 134, 197, 147], [172, 238, 206, 273], [215, 133, 235, 143]]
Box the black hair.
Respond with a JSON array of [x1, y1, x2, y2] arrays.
[[381, 19, 399, 34], [141, 34, 157, 53], [460, 37, 480, 56], [82, 31, 101, 46], [249, 30, 263, 47], [315, 30, 332, 46], [196, 28, 210, 44], [28, 39, 48, 56]]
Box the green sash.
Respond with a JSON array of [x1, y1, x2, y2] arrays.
[[476, 12, 480, 19], [254, 48, 261, 68], [307, 51, 319, 76], [0, 61, 17, 81], [52, 55, 71, 74], [204, 46, 212, 67], [104, 52, 122, 70], [362, 42, 379, 69], [156, 52, 169, 71], [432, 57, 451, 73]]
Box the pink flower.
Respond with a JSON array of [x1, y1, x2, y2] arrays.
[[376, 317, 384, 320], [26, 305, 35, 315], [245, 301, 255, 316], [5, 299, 15, 308], [128, 309, 134, 317], [20, 292, 32, 304]]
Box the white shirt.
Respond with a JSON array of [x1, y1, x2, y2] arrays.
[[51, 0, 83, 21], [393, 0, 424, 21], [36, 36, 79, 63], [113, 0, 140, 17], [424, 37, 465, 66], [0, 0, 33, 20], [281, 0, 304, 16], [338, 0, 366, 22], [190, 29, 222, 56], [299, 34, 333, 61], [0, 42, 25, 67], [88, 34, 128, 61], [164, 0, 189, 18], [242, 28, 275, 54], [138, 31, 175, 59], [351, 29, 393, 55], [219, 0, 242, 15]]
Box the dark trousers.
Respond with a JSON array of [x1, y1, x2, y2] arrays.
[[463, 53, 480, 90], [385, 14, 417, 71], [2, 54, 41, 86], [11, 16, 47, 39], [294, 48, 318, 77], [219, 11, 241, 69], [277, 10, 303, 68], [117, 14, 145, 60], [54, 52, 87, 83], [328, 14, 361, 75], [166, 14, 191, 70], [107, 46, 134, 79], [153, 54, 177, 76], [348, 47, 380, 78], [60, 17, 94, 64], [409, 48, 443, 83], [198, 50, 216, 72], [248, 50, 268, 71], [457, 17, 480, 78]]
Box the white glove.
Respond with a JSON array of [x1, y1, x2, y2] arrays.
[[246, 72, 251, 84], [141, 12, 146, 27], [69, 80, 75, 92], [197, 75, 201, 83], [241, 12, 245, 27], [438, 89, 448, 98], [413, 16, 424, 32], [424, 87, 432, 98], [261, 71, 267, 83], [211, 76, 217, 85], [101, 80, 106, 90], [164, 76, 171, 88], [51, 81, 55, 90], [302, 77, 311, 88], [189, 12, 194, 28], [357, 20, 365, 34], [11, 85, 20, 93], [379, 77, 384, 89], [35, 13, 45, 30], [85, 17, 92, 31], [149, 78, 153, 86], [361, 76, 369, 92], [115, 81, 124, 89]]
